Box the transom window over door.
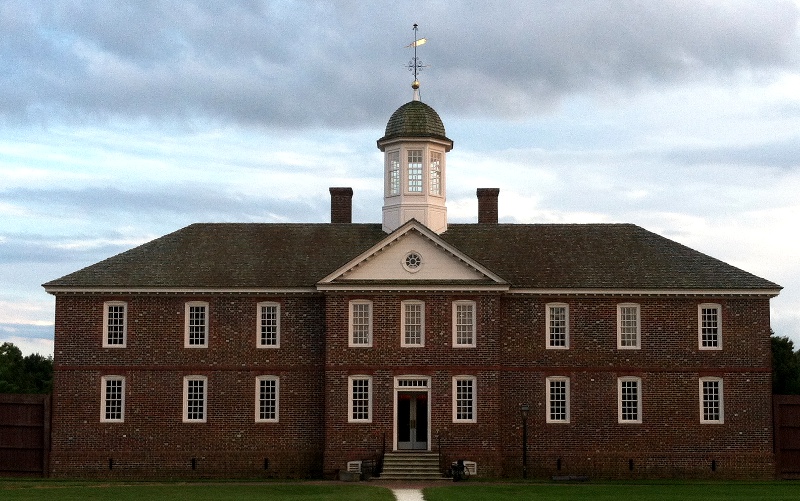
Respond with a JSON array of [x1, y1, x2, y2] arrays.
[[407, 150, 423, 192], [402, 300, 424, 347]]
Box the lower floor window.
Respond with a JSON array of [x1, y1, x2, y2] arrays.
[[618, 377, 642, 423], [184, 376, 207, 422], [348, 376, 372, 422], [546, 377, 570, 423], [256, 376, 279, 422], [700, 377, 724, 423], [100, 376, 125, 422], [453, 376, 476, 423]]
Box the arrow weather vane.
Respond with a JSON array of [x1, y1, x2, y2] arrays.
[[406, 23, 428, 86]]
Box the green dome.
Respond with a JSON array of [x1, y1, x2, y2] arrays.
[[378, 101, 451, 144]]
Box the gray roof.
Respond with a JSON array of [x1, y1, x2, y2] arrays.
[[378, 101, 451, 144], [44, 222, 780, 292]]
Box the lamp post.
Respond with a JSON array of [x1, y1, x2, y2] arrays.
[[519, 403, 530, 479]]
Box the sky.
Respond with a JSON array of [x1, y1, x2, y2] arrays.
[[1, 0, 799, 357]]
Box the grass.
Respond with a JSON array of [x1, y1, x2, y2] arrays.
[[0, 481, 395, 501], [423, 482, 800, 501]]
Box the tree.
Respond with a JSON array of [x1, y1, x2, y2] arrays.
[[772, 334, 800, 395], [0, 342, 53, 394]]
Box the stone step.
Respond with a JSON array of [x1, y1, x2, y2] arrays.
[[379, 452, 444, 480]]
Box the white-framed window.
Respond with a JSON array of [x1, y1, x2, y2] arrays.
[[430, 151, 442, 195], [349, 300, 372, 347], [699, 303, 722, 350], [348, 375, 372, 423], [100, 375, 125, 422], [617, 303, 641, 349], [257, 302, 280, 348], [618, 376, 642, 423], [388, 151, 400, 196], [255, 376, 279, 423], [401, 300, 425, 347], [700, 377, 724, 423], [183, 375, 207, 423], [103, 301, 127, 348], [185, 301, 209, 348], [546, 376, 570, 423], [408, 149, 423, 192], [452, 300, 476, 348], [546, 303, 569, 349], [453, 376, 477, 423]]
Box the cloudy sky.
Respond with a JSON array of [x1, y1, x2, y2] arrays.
[[1, 1, 799, 357]]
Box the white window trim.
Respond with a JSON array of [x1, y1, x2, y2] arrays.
[[348, 375, 373, 423], [183, 375, 208, 423], [348, 300, 373, 348], [388, 150, 400, 196], [452, 300, 477, 348], [256, 301, 281, 348], [698, 303, 723, 350], [618, 376, 642, 424], [102, 301, 127, 348], [452, 375, 477, 423], [546, 376, 570, 423], [546, 302, 569, 350], [100, 375, 125, 423], [255, 375, 280, 423], [617, 303, 641, 350], [699, 377, 724, 424], [184, 301, 209, 348], [401, 300, 425, 347]]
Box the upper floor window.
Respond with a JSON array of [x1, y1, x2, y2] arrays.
[[408, 149, 423, 192], [546, 303, 569, 349], [388, 151, 400, 196], [103, 301, 127, 348], [699, 303, 722, 350], [618, 376, 642, 423], [452, 301, 476, 348], [348, 375, 372, 423], [183, 375, 207, 423], [185, 301, 208, 348], [700, 377, 724, 423], [430, 151, 442, 195], [401, 300, 424, 347], [349, 300, 372, 347], [546, 376, 570, 423], [453, 376, 477, 423], [617, 303, 641, 349], [257, 302, 280, 348], [255, 376, 279, 423], [100, 375, 125, 422]]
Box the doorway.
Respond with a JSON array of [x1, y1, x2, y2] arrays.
[[397, 391, 429, 450]]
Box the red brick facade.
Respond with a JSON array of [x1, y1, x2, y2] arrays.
[[50, 291, 775, 479]]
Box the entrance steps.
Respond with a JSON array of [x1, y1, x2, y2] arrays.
[[379, 452, 445, 480]]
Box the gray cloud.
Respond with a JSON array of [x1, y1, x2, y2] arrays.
[[2, 1, 797, 127]]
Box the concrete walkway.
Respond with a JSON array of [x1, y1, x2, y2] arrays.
[[391, 488, 425, 501]]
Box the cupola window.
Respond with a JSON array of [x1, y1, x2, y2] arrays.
[[430, 151, 442, 195], [388, 151, 400, 196], [408, 150, 423, 192]]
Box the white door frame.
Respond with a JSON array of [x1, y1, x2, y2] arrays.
[[393, 375, 431, 452]]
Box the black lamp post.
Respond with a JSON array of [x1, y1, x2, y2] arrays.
[[519, 403, 530, 479]]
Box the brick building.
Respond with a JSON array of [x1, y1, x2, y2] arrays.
[[44, 91, 781, 479]]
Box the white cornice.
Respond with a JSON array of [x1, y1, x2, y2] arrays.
[[316, 284, 510, 292], [507, 288, 782, 297], [43, 287, 318, 295]]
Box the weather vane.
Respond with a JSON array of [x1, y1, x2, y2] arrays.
[[406, 23, 428, 94]]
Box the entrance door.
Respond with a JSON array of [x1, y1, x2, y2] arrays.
[[397, 392, 428, 450]]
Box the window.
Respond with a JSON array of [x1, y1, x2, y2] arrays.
[[349, 300, 372, 347], [255, 376, 279, 422], [546, 377, 570, 423], [100, 376, 125, 422], [103, 301, 127, 347], [185, 302, 209, 348], [617, 303, 640, 349], [408, 149, 423, 192], [388, 151, 400, 196], [453, 376, 476, 423], [183, 376, 207, 422], [700, 377, 724, 423], [546, 303, 569, 349], [699, 303, 722, 350], [452, 301, 476, 347], [257, 302, 280, 348], [430, 151, 442, 195], [348, 376, 372, 423], [618, 377, 642, 423], [401, 300, 424, 347]]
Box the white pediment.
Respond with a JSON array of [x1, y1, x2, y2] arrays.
[[317, 220, 507, 290]]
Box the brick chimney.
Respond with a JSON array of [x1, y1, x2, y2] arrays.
[[329, 187, 353, 224], [477, 188, 500, 224]]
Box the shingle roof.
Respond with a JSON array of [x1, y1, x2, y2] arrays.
[[43, 222, 780, 292], [378, 101, 451, 143]]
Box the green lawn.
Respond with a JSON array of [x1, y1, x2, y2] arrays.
[[423, 482, 800, 501]]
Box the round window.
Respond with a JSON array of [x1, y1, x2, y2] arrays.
[[404, 252, 422, 272]]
